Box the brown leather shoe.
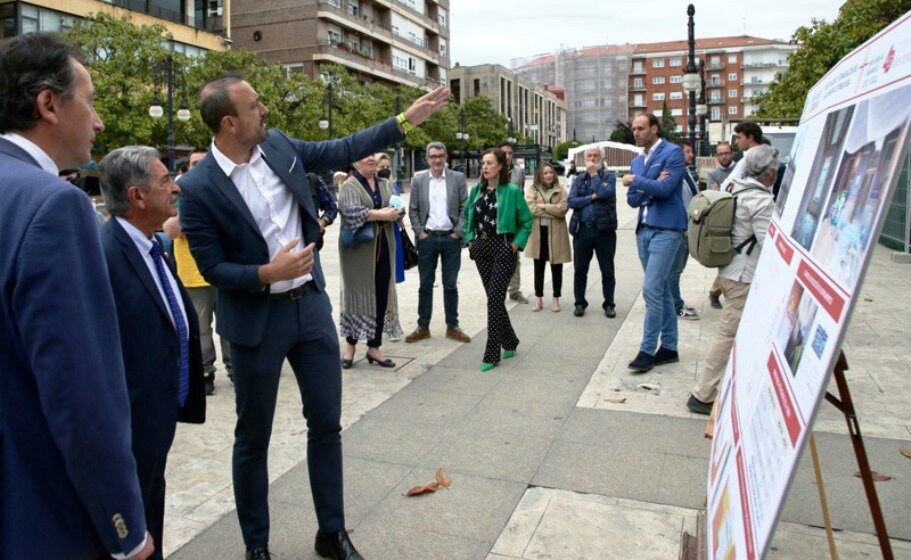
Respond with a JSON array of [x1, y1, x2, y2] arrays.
[[404, 327, 430, 343], [445, 327, 471, 343]]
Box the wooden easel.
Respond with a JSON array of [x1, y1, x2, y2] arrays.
[[680, 351, 894, 559]]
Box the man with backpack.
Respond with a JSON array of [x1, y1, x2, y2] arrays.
[[686, 145, 778, 415]]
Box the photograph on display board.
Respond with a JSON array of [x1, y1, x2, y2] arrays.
[[775, 125, 811, 216], [783, 285, 820, 376], [775, 281, 804, 356], [790, 106, 855, 250], [810, 84, 911, 287]]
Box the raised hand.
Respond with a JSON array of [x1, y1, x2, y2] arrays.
[[403, 86, 451, 126]]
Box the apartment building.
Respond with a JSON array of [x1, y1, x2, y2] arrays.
[[230, 0, 450, 90], [0, 0, 229, 54], [515, 35, 796, 142], [449, 63, 567, 150]]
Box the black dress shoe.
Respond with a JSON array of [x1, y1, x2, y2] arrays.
[[204, 377, 215, 396], [315, 530, 364, 560], [604, 305, 616, 318], [653, 346, 679, 365], [686, 394, 713, 415], [245, 546, 272, 560], [366, 350, 395, 368], [573, 304, 585, 317], [341, 357, 353, 369], [627, 351, 655, 373]]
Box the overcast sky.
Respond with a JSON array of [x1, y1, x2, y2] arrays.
[[450, 0, 844, 68]]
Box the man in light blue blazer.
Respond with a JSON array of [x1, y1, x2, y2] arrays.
[[623, 113, 688, 373], [179, 73, 449, 560], [0, 33, 152, 559]]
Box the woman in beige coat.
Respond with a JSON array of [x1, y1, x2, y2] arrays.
[[524, 163, 572, 312]]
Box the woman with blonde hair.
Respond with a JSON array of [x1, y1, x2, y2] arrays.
[[525, 162, 571, 312]]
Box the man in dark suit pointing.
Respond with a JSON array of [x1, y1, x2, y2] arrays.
[[178, 73, 448, 559], [99, 146, 207, 559], [0, 33, 153, 559]]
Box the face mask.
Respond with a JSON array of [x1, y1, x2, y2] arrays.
[[377, 168, 392, 179]]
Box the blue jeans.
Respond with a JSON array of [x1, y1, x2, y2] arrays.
[[668, 236, 689, 313], [417, 233, 462, 328], [636, 228, 682, 354]]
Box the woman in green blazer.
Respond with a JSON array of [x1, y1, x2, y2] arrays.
[[463, 147, 534, 371]]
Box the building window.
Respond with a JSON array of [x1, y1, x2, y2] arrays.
[[654, 109, 663, 116], [327, 0, 341, 7], [473, 78, 480, 96], [728, 72, 738, 81], [633, 78, 643, 88], [710, 56, 721, 66], [632, 63, 644, 73], [652, 58, 665, 68], [728, 106, 738, 115], [347, 0, 359, 16], [671, 108, 683, 116], [670, 57, 682, 67], [439, 39, 447, 57], [652, 92, 665, 101], [710, 74, 722, 86], [728, 54, 737, 63], [670, 91, 683, 100], [633, 94, 644, 106], [670, 75, 683, 84], [439, 7, 448, 27], [327, 27, 341, 46], [652, 76, 665, 85], [729, 89, 738, 98], [283, 63, 305, 78], [711, 106, 721, 120]]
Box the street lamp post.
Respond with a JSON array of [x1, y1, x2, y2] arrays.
[[696, 59, 709, 157], [393, 95, 406, 181], [148, 45, 190, 173], [318, 81, 334, 139], [682, 4, 700, 153], [455, 106, 469, 174]]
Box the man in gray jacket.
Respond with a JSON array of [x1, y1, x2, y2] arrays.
[[687, 145, 778, 415], [404, 141, 471, 343], [706, 142, 736, 190]]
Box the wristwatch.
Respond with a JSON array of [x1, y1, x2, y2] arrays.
[[396, 113, 415, 134]]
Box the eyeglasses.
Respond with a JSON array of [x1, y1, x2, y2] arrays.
[[427, 154, 446, 160], [716, 152, 733, 156]]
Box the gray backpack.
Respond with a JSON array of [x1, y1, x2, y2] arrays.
[[687, 187, 764, 267]]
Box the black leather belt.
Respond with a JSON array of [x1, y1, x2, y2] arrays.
[[426, 229, 454, 236], [269, 282, 317, 300]]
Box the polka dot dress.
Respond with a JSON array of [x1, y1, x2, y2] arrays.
[[471, 237, 520, 364]]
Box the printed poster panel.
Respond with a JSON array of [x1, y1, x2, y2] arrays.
[[706, 12, 911, 559]]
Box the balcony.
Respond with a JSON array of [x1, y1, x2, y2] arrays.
[[109, 0, 223, 33], [742, 61, 785, 69], [707, 97, 725, 105], [707, 80, 726, 88], [316, 39, 393, 73], [706, 62, 725, 71], [630, 67, 646, 75], [629, 84, 646, 91], [318, 1, 394, 43], [629, 99, 647, 108]]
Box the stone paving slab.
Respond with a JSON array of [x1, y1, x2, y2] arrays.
[[489, 487, 911, 560]]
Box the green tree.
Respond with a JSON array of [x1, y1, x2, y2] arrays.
[[659, 100, 682, 143], [609, 120, 634, 144], [553, 139, 583, 160], [755, 0, 911, 118]]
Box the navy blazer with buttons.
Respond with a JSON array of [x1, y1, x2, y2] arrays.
[[0, 137, 147, 557], [178, 121, 404, 347], [626, 139, 688, 231]]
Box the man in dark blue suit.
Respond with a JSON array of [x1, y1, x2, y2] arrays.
[[178, 73, 449, 560], [623, 113, 688, 373], [0, 33, 153, 559], [99, 146, 207, 559]]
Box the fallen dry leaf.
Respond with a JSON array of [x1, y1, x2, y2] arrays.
[[604, 397, 627, 404], [638, 383, 660, 391], [403, 482, 440, 496], [863, 297, 874, 302], [899, 446, 911, 459], [854, 470, 893, 481], [435, 468, 452, 488]]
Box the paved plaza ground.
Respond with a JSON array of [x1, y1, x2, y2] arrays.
[[163, 187, 911, 559]]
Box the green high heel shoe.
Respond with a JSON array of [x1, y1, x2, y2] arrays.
[[503, 350, 516, 359], [480, 362, 497, 372]]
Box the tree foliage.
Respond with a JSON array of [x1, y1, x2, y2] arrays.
[[553, 139, 583, 160], [609, 120, 634, 145], [755, 0, 911, 118]]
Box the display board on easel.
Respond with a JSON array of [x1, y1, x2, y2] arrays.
[[705, 12, 911, 560]]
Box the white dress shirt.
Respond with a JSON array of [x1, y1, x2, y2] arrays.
[[115, 217, 188, 329], [211, 142, 312, 292], [425, 172, 452, 231], [640, 138, 664, 222]]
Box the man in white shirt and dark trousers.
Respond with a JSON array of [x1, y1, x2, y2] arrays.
[[404, 141, 471, 343]]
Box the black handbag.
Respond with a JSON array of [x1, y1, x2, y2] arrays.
[[340, 223, 374, 248], [400, 227, 419, 270]]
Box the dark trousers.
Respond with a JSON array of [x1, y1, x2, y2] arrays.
[[473, 237, 519, 364], [417, 233, 462, 328], [187, 286, 232, 378], [532, 225, 563, 297], [572, 226, 616, 309], [230, 288, 343, 548], [347, 231, 390, 348], [135, 455, 167, 560]]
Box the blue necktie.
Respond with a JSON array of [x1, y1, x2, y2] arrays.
[[150, 241, 190, 406]]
